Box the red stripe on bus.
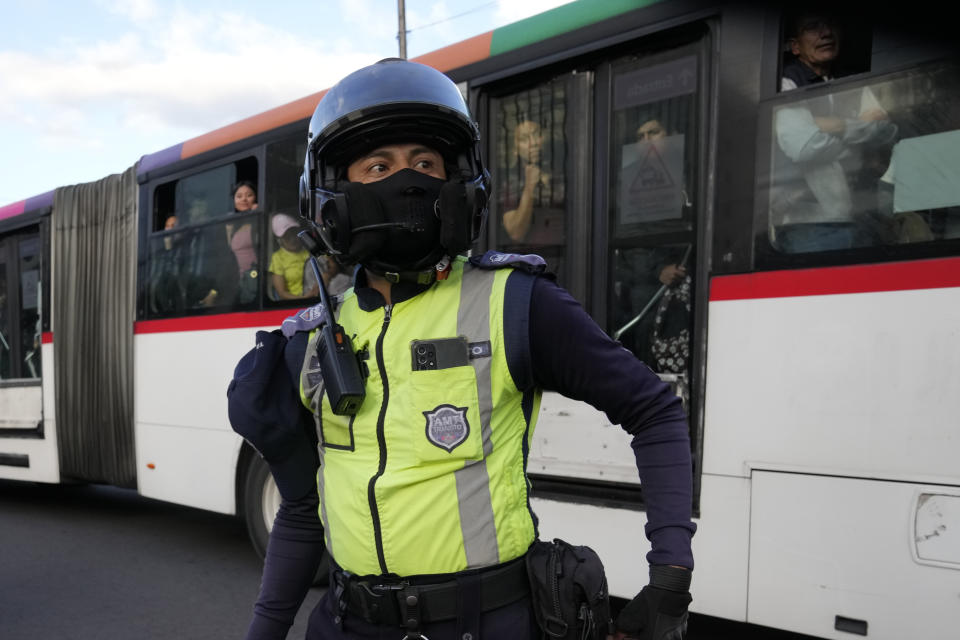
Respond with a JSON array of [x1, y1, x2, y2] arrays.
[[134, 309, 296, 334], [42, 332, 53, 344], [710, 257, 960, 301]]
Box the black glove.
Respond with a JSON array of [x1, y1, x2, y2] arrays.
[[614, 566, 692, 640]]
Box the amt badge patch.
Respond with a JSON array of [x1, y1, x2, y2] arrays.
[[423, 404, 470, 453]]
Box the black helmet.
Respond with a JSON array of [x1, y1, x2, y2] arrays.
[[298, 58, 490, 270]]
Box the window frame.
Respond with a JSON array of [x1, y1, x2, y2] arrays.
[[753, 56, 960, 272], [0, 223, 45, 383], [482, 68, 594, 305], [473, 23, 715, 510], [138, 147, 265, 320]]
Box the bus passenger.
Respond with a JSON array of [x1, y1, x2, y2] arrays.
[[649, 246, 692, 377], [228, 59, 694, 640], [502, 119, 545, 242], [229, 180, 258, 272], [233, 180, 258, 213], [171, 197, 240, 308], [501, 118, 566, 244], [614, 113, 693, 383], [498, 117, 567, 281], [268, 213, 316, 300], [150, 213, 222, 312], [773, 12, 898, 252], [162, 214, 178, 249], [228, 180, 260, 304], [636, 117, 667, 143], [620, 113, 692, 217], [634, 118, 692, 377]]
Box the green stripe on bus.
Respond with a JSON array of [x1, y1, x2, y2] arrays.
[[489, 0, 663, 56]]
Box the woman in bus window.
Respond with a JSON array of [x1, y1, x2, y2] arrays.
[[227, 180, 259, 304]]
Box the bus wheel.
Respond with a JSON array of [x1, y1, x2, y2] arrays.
[[243, 454, 278, 560], [242, 453, 329, 585]]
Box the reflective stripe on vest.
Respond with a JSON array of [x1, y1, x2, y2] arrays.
[[300, 258, 540, 576]]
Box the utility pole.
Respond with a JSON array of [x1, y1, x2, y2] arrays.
[[397, 0, 408, 59]]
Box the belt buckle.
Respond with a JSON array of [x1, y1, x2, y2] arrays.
[[371, 581, 407, 594], [356, 580, 406, 625]]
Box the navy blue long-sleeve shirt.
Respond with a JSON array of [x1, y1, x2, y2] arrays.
[[244, 268, 695, 639]]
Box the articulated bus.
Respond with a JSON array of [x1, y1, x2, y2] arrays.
[[1, 1, 957, 637]]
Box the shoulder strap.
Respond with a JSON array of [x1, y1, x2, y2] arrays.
[[281, 302, 326, 338], [503, 269, 538, 392], [469, 250, 547, 275]]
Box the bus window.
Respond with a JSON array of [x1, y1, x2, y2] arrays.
[[0, 229, 42, 380], [146, 156, 260, 317], [151, 156, 258, 230], [607, 51, 699, 398], [490, 79, 569, 282], [0, 249, 8, 379], [263, 135, 338, 303], [768, 60, 960, 253]]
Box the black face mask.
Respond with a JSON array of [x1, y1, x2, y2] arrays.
[[340, 169, 446, 274]]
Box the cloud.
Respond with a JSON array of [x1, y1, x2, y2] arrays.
[[96, 0, 159, 23], [0, 0, 577, 146], [0, 0, 577, 203], [0, 4, 385, 150]]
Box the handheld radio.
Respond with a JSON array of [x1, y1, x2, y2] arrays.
[[301, 234, 367, 415]]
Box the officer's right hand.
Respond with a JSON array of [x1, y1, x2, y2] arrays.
[[608, 566, 692, 640]]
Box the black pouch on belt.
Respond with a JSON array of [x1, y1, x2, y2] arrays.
[[525, 538, 612, 640]]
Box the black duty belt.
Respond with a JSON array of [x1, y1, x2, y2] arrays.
[[332, 556, 529, 627]]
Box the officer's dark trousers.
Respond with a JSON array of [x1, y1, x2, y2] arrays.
[[305, 589, 540, 639]]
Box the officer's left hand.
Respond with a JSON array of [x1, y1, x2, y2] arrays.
[[607, 566, 691, 640]]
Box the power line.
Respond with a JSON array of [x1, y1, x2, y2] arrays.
[[407, 1, 499, 33]]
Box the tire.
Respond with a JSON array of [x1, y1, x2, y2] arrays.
[[242, 453, 329, 584]]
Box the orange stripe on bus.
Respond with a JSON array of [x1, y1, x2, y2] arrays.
[[181, 90, 328, 160], [412, 31, 493, 73], [178, 34, 491, 161]]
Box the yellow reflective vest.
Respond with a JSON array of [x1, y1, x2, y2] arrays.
[[300, 257, 541, 576]]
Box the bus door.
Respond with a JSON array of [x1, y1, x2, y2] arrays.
[[0, 226, 45, 478], [606, 46, 702, 414], [480, 29, 709, 601]]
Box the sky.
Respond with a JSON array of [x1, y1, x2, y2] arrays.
[[0, 0, 576, 206]]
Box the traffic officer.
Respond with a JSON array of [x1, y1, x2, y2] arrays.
[[228, 58, 695, 640]]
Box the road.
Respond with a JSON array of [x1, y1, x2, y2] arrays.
[[0, 479, 815, 639]]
